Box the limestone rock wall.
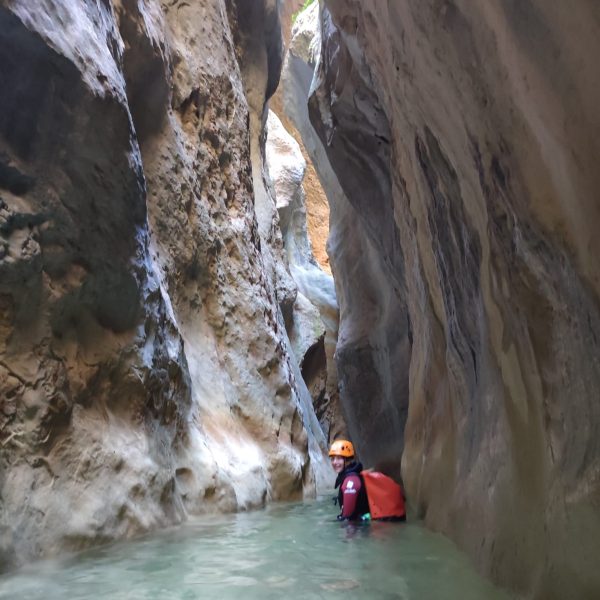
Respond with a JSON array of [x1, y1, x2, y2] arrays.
[[271, 1, 333, 276], [286, 1, 409, 470], [310, 1, 600, 598], [265, 110, 341, 441], [276, 2, 354, 442], [0, 0, 330, 569]]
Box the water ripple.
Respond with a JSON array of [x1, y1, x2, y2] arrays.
[[0, 498, 511, 599]]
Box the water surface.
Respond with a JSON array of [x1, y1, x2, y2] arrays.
[[0, 498, 510, 599]]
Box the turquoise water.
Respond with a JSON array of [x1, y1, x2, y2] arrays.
[[0, 498, 510, 599]]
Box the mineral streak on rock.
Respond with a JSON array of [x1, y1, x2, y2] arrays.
[[310, 1, 600, 598], [0, 0, 331, 569]]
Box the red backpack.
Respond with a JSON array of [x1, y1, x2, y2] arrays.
[[361, 470, 406, 520]]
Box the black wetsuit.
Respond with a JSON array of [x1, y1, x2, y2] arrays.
[[335, 461, 370, 520]]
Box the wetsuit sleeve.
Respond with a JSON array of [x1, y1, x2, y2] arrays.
[[340, 474, 362, 519]]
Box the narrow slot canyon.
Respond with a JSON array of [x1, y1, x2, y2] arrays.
[[0, 1, 599, 599]]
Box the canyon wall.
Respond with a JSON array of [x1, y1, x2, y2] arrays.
[[309, 1, 600, 598], [265, 109, 341, 441], [285, 0, 409, 474], [271, 0, 344, 442], [280, 2, 376, 449], [0, 0, 331, 569]]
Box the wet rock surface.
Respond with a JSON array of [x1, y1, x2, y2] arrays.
[[310, 1, 600, 598], [0, 0, 331, 569]]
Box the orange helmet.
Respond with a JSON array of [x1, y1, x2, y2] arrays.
[[328, 439, 355, 458]]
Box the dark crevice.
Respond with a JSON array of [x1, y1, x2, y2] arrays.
[[0, 158, 35, 195]]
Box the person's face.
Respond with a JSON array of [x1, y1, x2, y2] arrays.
[[330, 455, 346, 473]]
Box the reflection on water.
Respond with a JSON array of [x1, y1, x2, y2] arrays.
[[0, 498, 511, 599]]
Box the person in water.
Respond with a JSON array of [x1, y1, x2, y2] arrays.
[[329, 439, 370, 521]]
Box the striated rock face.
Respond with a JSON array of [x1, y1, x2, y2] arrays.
[[0, 0, 331, 569], [310, 1, 600, 598]]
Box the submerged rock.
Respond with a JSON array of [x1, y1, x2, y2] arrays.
[[310, 1, 600, 598], [0, 0, 331, 568]]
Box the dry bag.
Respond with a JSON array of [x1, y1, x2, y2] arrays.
[[362, 470, 406, 520]]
